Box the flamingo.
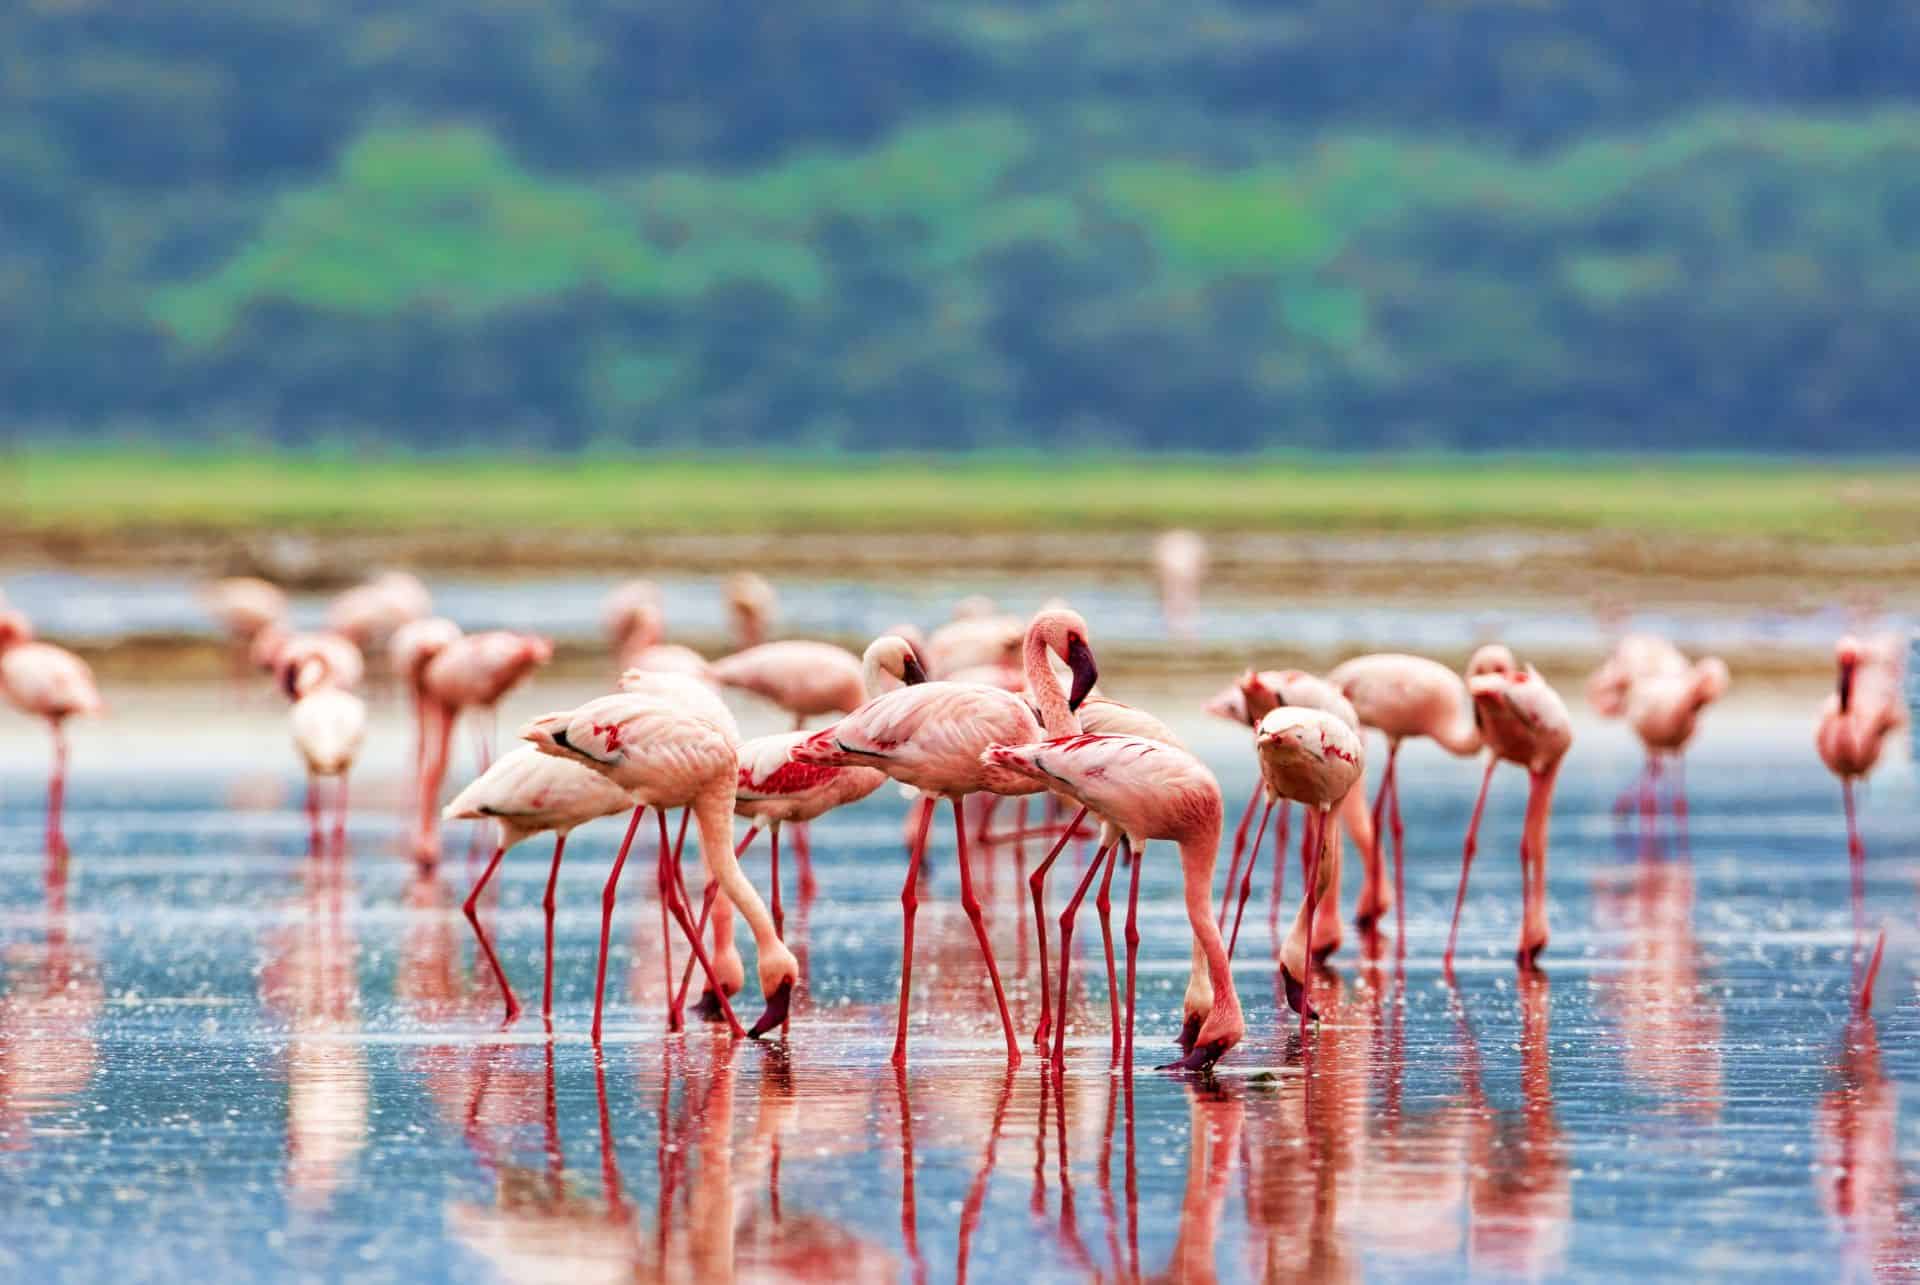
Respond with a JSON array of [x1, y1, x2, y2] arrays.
[[707, 639, 866, 730], [788, 615, 1100, 1068], [1443, 661, 1573, 975], [414, 631, 553, 862], [390, 616, 463, 787], [1817, 635, 1903, 953], [606, 587, 707, 678], [1327, 648, 1502, 951], [926, 610, 1023, 679], [1586, 633, 1687, 718], [1153, 528, 1207, 640], [202, 576, 286, 686], [327, 571, 432, 649], [521, 692, 797, 1043], [443, 745, 634, 1024], [978, 731, 1243, 1071], [1624, 654, 1729, 826], [253, 627, 366, 692], [0, 609, 102, 847], [1251, 706, 1366, 1036], [1207, 668, 1380, 943], [725, 572, 778, 648], [284, 650, 367, 854]]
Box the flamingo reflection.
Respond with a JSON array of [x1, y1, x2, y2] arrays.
[[1817, 1015, 1920, 1279], [0, 897, 102, 1151], [1595, 854, 1723, 1119]]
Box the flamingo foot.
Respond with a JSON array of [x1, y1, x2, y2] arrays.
[[749, 978, 795, 1040], [1280, 963, 1319, 1022], [1156, 1038, 1232, 1073], [1175, 1012, 1202, 1057]]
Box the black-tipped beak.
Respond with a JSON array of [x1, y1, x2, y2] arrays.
[[550, 728, 577, 754], [1839, 658, 1857, 715], [901, 651, 929, 687], [748, 977, 794, 1040], [280, 664, 298, 701], [1066, 636, 1099, 711], [1156, 1038, 1231, 1073], [1281, 963, 1319, 1021], [1175, 1011, 1202, 1056]]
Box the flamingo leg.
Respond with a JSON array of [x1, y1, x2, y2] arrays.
[[1299, 808, 1331, 1045], [464, 842, 521, 1025], [1028, 806, 1090, 1050], [1094, 836, 1123, 1068], [794, 822, 817, 903], [1671, 755, 1690, 855], [305, 770, 321, 856], [1844, 776, 1866, 955], [593, 805, 649, 1043], [1370, 742, 1399, 942], [1217, 787, 1261, 929], [1387, 753, 1406, 951], [1443, 756, 1500, 979], [46, 721, 69, 850], [332, 772, 349, 855], [540, 833, 567, 1024], [953, 799, 1022, 1067], [892, 797, 937, 1067], [1268, 801, 1290, 953], [770, 822, 784, 939], [1050, 836, 1114, 1067], [1227, 799, 1277, 960], [655, 809, 745, 1038], [1123, 837, 1142, 1074]]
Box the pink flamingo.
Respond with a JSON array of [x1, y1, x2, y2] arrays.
[[605, 586, 707, 678], [1817, 635, 1903, 951], [1586, 633, 1687, 718], [521, 692, 797, 1042], [0, 609, 102, 846], [253, 627, 365, 692], [327, 571, 431, 649], [725, 572, 778, 649], [1208, 668, 1379, 947], [926, 610, 1022, 679], [1625, 654, 1729, 825], [414, 631, 553, 863], [1444, 661, 1573, 975], [443, 744, 634, 1024], [707, 639, 866, 730], [391, 616, 463, 787], [788, 617, 1099, 1067], [284, 651, 366, 854], [202, 576, 287, 686], [1328, 649, 1500, 950], [979, 731, 1243, 1071], [1153, 528, 1207, 641], [1251, 706, 1365, 1035]]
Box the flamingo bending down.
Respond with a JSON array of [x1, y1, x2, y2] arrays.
[[522, 693, 797, 1043], [391, 617, 464, 788], [707, 639, 867, 730], [979, 731, 1243, 1071], [328, 571, 432, 649], [415, 631, 553, 863], [254, 627, 366, 692], [0, 609, 103, 845], [203, 577, 287, 684], [1208, 668, 1377, 949], [1251, 707, 1365, 1037], [1444, 662, 1573, 975], [1586, 633, 1687, 719], [1328, 649, 1498, 952], [787, 623, 1097, 1068], [443, 745, 635, 1024], [284, 652, 367, 854], [1625, 655, 1729, 823], [606, 589, 708, 679], [725, 572, 778, 649], [1816, 635, 1903, 950]]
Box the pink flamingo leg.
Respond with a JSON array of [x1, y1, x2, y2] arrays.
[[592, 805, 649, 1043], [1094, 838, 1123, 1068], [1217, 787, 1261, 928], [332, 773, 349, 855], [1299, 809, 1330, 1044], [1370, 742, 1399, 940], [1268, 800, 1291, 952], [952, 799, 1022, 1067], [892, 797, 937, 1067], [464, 843, 521, 1025], [1843, 777, 1866, 954], [1050, 836, 1115, 1066], [1122, 837, 1142, 1074], [46, 721, 68, 849], [304, 771, 322, 856], [673, 827, 760, 1013], [769, 823, 784, 938], [1227, 799, 1277, 960], [654, 810, 745, 1037], [540, 833, 567, 1023], [1028, 806, 1091, 1050], [794, 822, 817, 903], [1443, 756, 1500, 979]]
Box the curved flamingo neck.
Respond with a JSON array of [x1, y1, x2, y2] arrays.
[[1024, 631, 1077, 737], [1177, 830, 1237, 1018], [695, 788, 795, 987], [1435, 691, 1484, 757]]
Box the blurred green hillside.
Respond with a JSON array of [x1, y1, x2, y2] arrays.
[[5, 3, 1919, 451]]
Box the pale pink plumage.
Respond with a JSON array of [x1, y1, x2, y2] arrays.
[[791, 681, 1044, 799], [1, 640, 102, 723], [327, 572, 432, 646], [1587, 633, 1688, 718], [707, 640, 865, 726]]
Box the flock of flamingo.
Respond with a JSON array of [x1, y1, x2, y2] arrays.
[[0, 543, 1906, 1077]]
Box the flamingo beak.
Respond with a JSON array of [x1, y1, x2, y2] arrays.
[[748, 977, 795, 1040], [1175, 1011, 1203, 1056], [1156, 1037, 1232, 1073], [901, 651, 929, 686], [1066, 636, 1098, 711], [1281, 962, 1320, 1022], [1839, 657, 1857, 714]]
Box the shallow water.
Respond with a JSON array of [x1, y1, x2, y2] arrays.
[[2, 706, 1919, 1281]]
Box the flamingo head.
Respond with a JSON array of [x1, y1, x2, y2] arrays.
[[0, 608, 32, 652], [1201, 681, 1248, 726], [280, 653, 331, 700], [1028, 607, 1099, 710], [518, 633, 555, 667], [518, 711, 576, 759], [1237, 668, 1280, 725], [248, 623, 289, 673], [1836, 636, 1861, 714], [1466, 643, 1517, 679], [389, 616, 460, 688], [726, 572, 777, 645], [1692, 656, 1731, 707], [861, 634, 928, 694]]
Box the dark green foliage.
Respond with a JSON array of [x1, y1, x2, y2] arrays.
[[5, 2, 1918, 451]]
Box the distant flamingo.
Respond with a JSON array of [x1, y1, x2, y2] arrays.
[[1251, 706, 1365, 1037], [725, 572, 778, 648], [1328, 649, 1497, 951], [522, 692, 797, 1043], [414, 631, 553, 863], [284, 651, 367, 855], [1153, 528, 1207, 640], [1444, 661, 1573, 975], [1625, 654, 1729, 825], [605, 587, 707, 678], [253, 627, 366, 692], [1816, 635, 1903, 952], [980, 731, 1243, 1072], [707, 639, 867, 729], [203, 576, 287, 686], [926, 609, 1023, 679], [327, 571, 432, 649], [0, 609, 102, 847], [788, 620, 1100, 1067], [1586, 633, 1687, 718], [443, 745, 634, 1024], [390, 616, 463, 787]]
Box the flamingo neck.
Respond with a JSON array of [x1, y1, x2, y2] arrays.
[[694, 788, 796, 991], [1177, 830, 1236, 1013], [1436, 694, 1484, 757], [1024, 633, 1077, 737]]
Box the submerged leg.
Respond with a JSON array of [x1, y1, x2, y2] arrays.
[[1028, 807, 1090, 1051], [1095, 838, 1123, 1068], [592, 806, 648, 1043], [540, 833, 567, 1023], [1123, 839, 1143, 1073]]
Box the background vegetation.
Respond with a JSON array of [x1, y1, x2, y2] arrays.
[[4, 2, 1918, 453]]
